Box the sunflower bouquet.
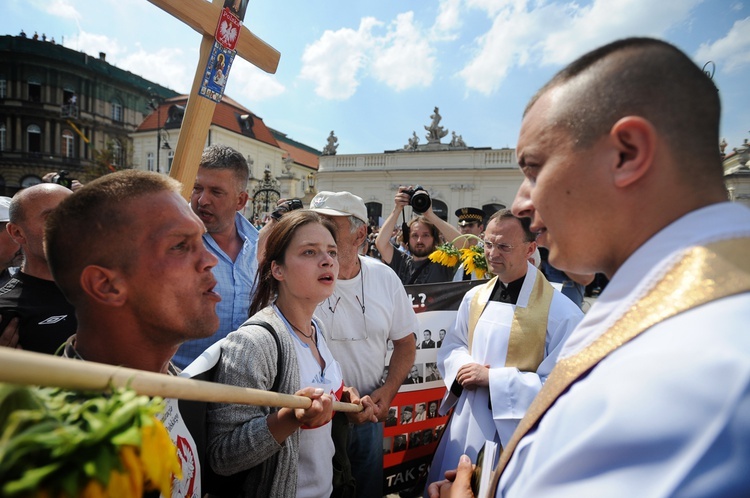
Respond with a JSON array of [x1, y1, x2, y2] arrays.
[[429, 234, 491, 280], [0, 383, 181, 498]]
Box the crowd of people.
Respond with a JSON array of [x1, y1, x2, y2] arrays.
[[0, 36, 748, 498]]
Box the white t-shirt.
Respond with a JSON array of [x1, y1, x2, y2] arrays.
[[288, 320, 344, 498], [316, 256, 418, 395], [159, 398, 201, 498]]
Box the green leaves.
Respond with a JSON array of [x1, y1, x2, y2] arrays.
[[0, 383, 166, 496]]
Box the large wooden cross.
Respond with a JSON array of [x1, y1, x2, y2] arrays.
[[147, 0, 280, 199]]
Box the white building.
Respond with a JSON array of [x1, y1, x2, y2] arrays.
[[130, 95, 319, 222], [316, 109, 523, 227]]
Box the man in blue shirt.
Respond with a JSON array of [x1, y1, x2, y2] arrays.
[[173, 144, 259, 369]]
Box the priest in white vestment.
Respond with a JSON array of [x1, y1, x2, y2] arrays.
[[426, 38, 750, 498], [426, 210, 583, 489]]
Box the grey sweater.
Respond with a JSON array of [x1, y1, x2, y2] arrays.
[[207, 306, 301, 498]]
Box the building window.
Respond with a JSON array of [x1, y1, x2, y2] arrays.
[[62, 88, 78, 118], [365, 202, 382, 226], [111, 139, 123, 167], [27, 124, 41, 153], [20, 175, 42, 188], [0, 79, 6, 99], [0, 124, 5, 152], [146, 152, 154, 172], [28, 81, 41, 102], [167, 150, 175, 173], [111, 99, 123, 122], [62, 130, 75, 158]]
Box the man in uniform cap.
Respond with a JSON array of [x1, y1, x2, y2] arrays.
[[455, 207, 485, 237], [453, 207, 486, 281]]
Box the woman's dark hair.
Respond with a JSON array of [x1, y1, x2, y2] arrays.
[[249, 210, 337, 316]]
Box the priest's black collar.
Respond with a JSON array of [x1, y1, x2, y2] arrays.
[[490, 274, 526, 304]]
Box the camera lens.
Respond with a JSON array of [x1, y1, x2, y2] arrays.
[[410, 190, 431, 213]]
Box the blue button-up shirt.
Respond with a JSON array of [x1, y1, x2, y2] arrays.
[[173, 212, 259, 369]]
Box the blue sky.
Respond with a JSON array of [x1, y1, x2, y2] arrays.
[[3, 0, 749, 155]]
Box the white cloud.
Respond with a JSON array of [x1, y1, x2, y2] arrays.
[[118, 46, 193, 93], [63, 31, 127, 60], [459, 2, 556, 95], [541, 0, 700, 65], [46, 0, 81, 22], [300, 6, 457, 100], [371, 12, 435, 91], [299, 18, 379, 100], [432, 0, 463, 40], [460, 0, 702, 95], [227, 60, 286, 101], [695, 17, 750, 73]]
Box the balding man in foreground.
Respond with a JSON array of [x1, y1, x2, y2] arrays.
[[0, 184, 73, 353], [429, 37, 750, 498]]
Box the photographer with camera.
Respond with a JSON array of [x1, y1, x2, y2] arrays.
[[376, 185, 463, 285], [42, 171, 83, 191]]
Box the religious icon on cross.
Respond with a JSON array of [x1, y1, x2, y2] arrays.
[[147, 0, 280, 198]]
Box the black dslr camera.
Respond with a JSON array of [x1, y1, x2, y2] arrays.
[[270, 198, 304, 221], [51, 170, 75, 190], [404, 185, 431, 213]]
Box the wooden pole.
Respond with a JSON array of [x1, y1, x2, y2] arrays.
[[146, 0, 281, 199], [0, 348, 362, 413]]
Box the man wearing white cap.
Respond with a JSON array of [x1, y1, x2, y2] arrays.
[[0, 197, 22, 286], [310, 191, 418, 498]]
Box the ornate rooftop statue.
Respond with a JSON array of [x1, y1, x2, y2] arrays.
[[322, 130, 339, 156], [450, 131, 467, 148], [404, 131, 420, 151], [424, 106, 449, 144]]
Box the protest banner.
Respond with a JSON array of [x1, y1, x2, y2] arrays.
[[382, 279, 489, 495]]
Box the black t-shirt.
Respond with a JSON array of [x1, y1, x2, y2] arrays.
[[0, 271, 77, 354], [388, 249, 456, 285]]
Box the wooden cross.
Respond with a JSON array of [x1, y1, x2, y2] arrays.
[[147, 0, 280, 199]]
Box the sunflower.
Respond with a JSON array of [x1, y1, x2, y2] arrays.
[[429, 241, 461, 267], [429, 235, 491, 279]]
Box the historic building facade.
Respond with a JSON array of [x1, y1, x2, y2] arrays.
[[130, 94, 319, 222], [0, 34, 176, 195], [316, 108, 523, 227], [723, 136, 750, 208]]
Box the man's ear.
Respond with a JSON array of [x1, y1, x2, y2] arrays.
[[236, 191, 249, 211], [354, 223, 368, 247], [609, 116, 656, 188], [525, 240, 537, 261], [79, 266, 127, 306], [6, 222, 25, 246]]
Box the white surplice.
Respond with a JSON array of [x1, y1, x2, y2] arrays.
[[498, 202, 750, 497], [426, 264, 583, 489]]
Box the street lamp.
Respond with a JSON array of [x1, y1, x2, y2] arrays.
[[306, 172, 316, 194], [147, 93, 171, 174]]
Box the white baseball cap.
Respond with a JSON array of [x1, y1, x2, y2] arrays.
[[0, 197, 11, 223], [310, 191, 368, 224]]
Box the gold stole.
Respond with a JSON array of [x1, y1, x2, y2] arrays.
[[468, 268, 555, 371], [488, 237, 750, 495]]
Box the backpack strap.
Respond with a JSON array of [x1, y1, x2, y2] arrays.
[[193, 319, 284, 497], [244, 320, 283, 393]]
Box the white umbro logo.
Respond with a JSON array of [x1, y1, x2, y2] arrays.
[[38, 315, 68, 325]]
